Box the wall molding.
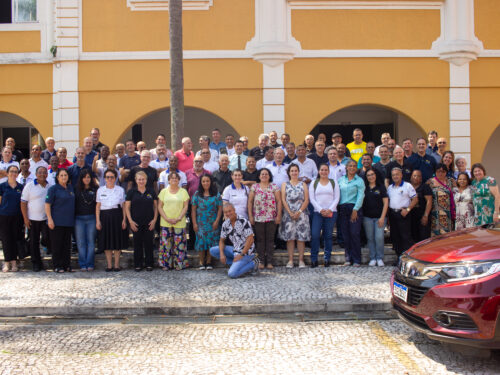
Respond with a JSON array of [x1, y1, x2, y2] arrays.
[[126, 0, 213, 11], [287, 1, 443, 10]]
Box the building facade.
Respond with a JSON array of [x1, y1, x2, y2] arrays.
[[1, 0, 500, 176]]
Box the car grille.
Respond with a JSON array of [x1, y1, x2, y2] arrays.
[[394, 274, 430, 306], [394, 304, 428, 330]]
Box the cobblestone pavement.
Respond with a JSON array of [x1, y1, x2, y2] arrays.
[[0, 267, 392, 308], [0, 319, 498, 375]]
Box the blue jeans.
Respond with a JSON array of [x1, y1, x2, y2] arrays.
[[75, 215, 97, 269], [310, 211, 337, 263], [210, 246, 256, 278], [338, 204, 363, 265], [363, 217, 386, 261]]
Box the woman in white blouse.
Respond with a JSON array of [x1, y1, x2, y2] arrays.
[[309, 163, 340, 268], [96, 169, 128, 271], [222, 169, 250, 219]]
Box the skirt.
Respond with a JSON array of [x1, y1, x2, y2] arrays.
[[98, 208, 129, 251]]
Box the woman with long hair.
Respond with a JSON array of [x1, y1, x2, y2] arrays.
[[75, 170, 98, 271], [427, 163, 455, 236], [471, 163, 500, 226], [248, 168, 282, 269], [441, 151, 456, 181], [454, 172, 475, 230], [0, 165, 23, 272], [279, 164, 310, 269], [191, 174, 222, 270]]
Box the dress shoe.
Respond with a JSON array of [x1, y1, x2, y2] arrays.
[[324, 260, 330, 268], [311, 261, 318, 268]]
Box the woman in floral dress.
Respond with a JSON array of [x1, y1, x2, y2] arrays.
[[191, 174, 222, 270], [248, 168, 282, 269], [453, 172, 475, 230], [427, 164, 455, 236], [471, 163, 500, 225], [279, 164, 311, 269]]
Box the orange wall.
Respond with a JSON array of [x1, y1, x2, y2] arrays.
[[285, 58, 449, 142], [475, 0, 500, 50], [82, 0, 254, 52], [292, 9, 440, 50], [0, 64, 52, 139], [0, 31, 40, 53], [470, 58, 500, 163], [78, 59, 262, 146]]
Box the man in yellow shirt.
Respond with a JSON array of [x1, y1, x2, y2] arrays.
[[346, 128, 367, 163]]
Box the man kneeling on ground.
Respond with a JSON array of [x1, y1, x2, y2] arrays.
[[210, 203, 260, 278]]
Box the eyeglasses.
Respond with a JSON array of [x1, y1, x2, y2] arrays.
[[105, 175, 115, 179], [438, 142, 447, 144], [201, 152, 210, 155], [194, 160, 203, 163], [8, 170, 19, 174]]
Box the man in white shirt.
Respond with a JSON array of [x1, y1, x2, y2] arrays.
[[158, 155, 187, 190], [28, 144, 48, 176], [225, 134, 236, 156], [292, 144, 318, 184], [387, 168, 418, 264], [94, 154, 120, 187], [196, 135, 219, 163], [268, 148, 289, 189], [20, 166, 50, 271], [149, 144, 169, 172], [374, 132, 391, 157], [256, 147, 274, 170], [326, 146, 346, 182], [200, 148, 219, 173]]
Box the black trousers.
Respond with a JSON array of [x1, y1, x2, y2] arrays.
[[50, 226, 72, 270], [29, 220, 49, 268], [133, 224, 154, 268], [187, 202, 195, 250], [0, 215, 22, 262], [388, 210, 414, 256], [254, 221, 276, 265], [410, 212, 431, 243]]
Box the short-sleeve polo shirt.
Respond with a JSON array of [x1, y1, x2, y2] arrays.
[[126, 188, 157, 225], [222, 184, 249, 219], [21, 180, 49, 221], [0, 182, 23, 216], [45, 183, 75, 227], [387, 181, 416, 210]]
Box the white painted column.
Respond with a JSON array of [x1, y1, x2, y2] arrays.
[[449, 63, 471, 166], [263, 64, 285, 136], [52, 0, 80, 155]]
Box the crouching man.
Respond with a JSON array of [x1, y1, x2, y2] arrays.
[[210, 203, 260, 278]]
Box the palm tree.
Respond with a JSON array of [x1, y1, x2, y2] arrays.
[[169, 0, 184, 151]]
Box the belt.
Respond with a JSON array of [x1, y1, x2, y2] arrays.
[[390, 208, 403, 213]]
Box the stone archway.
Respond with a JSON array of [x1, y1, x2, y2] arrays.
[[0, 112, 45, 158], [482, 124, 500, 181]]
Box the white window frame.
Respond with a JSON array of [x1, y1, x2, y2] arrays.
[[127, 0, 214, 11]]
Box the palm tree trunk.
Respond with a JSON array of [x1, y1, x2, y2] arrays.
[[169, 0, 184, 151]]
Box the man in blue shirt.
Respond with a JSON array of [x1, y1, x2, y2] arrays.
[[67, 147, 94, 187], [209, 128, 227, 153], [408, 137, 437, 183], [426, 130, 438, 156], [73, 137, 98, 166]]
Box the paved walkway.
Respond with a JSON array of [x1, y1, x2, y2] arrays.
[[0, 266, 393, 317], [0, 319, 496, 374]]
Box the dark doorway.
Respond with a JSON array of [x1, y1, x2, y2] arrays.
[[310, 123, 394, 146], [2, 127, 30, 158]]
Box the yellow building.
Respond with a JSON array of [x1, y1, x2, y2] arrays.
[[1, 0, 500, 177]]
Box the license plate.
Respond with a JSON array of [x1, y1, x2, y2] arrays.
[[393, 281, 408, 303]]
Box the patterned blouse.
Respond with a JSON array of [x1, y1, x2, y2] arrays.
[[250, 183, 279, 223], [472, 176, 498, 225], [220, 216, 255, 255]]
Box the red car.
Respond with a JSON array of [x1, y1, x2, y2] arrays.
[[391, 224, 500, 349]]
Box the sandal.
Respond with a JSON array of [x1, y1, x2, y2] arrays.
[[135, 267, 142, 272], [2, 263, 9, 273], [113, 267, 121, 272], [105, 268, 113, 272], [258, 263, 265, 270], [56, 268, 65, 273], [266, 264, 274, 270], [146, 267, 153, 272]]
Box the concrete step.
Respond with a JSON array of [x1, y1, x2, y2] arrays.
[[5, 245, 398, 270]]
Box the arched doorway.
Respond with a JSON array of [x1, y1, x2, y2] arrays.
[[0, 112, 45, 157], [482, 125, 500, 180], [309, 104, 425, 145], [120, 107, 240, 150]]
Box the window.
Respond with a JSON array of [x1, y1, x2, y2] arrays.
[[0, 0, 37, 24]]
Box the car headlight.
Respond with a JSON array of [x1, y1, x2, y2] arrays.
[[427, 261, 500, 282]]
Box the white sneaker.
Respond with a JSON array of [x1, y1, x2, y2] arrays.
[[368, 260, 377, 267], [286, 261, 294, 269], [377, 259, 385, 267], [298, 261, 306, 268], [206, 265, 213, 270], [199, 265, 206, 270]]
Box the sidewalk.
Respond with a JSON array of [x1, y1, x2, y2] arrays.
[[0, 266, 393, 317]]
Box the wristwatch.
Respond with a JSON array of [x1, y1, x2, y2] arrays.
[[406, 207, 411, 213]]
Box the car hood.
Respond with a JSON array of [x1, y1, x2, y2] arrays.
[[406, 227, 500, 263]]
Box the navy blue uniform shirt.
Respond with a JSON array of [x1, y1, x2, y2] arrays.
[[0, 182, 23, 216], [46, 183, 76, 227]]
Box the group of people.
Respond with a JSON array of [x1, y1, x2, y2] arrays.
[[0, 127, 498, 278]]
